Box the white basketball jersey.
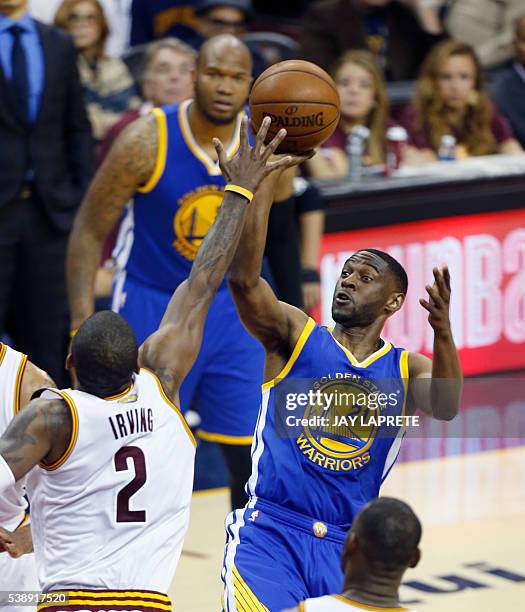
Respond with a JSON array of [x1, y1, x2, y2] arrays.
[[26, 368, 196, 594], [301, 595, 415, 611], [0, 343, 29, 531]]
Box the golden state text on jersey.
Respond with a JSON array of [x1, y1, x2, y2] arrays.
[[247, 318, 409, 531]]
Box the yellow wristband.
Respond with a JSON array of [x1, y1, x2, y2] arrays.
[[69, 328, 78, 338], [224, 184, 253, 202]]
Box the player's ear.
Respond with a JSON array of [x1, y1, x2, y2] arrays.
[[408, 547, 421, 569], [384, 292, 404, 315], [65, 352, 73, 372]]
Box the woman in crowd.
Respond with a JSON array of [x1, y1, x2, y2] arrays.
[[401, 39, 523, 163], [306, 50, 394, 180], [55, 0, 141, 142]]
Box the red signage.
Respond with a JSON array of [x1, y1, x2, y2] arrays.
[[318, 209, 525, 375]]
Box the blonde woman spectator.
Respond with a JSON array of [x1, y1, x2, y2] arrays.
[[400, 40, 523, 163], [55, 0, 141, 141], [306, 50, 395, 179]]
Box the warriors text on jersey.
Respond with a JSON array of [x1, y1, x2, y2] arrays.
[[222, 318, 409, 610], [26, 369, 196, 607]]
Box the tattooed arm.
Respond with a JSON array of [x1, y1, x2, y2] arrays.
[[0, 399, 72, 488], [139, 118, 295, 402], [66, 114, 158, 331]]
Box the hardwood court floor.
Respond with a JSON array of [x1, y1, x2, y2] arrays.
[[169, 447, 525, 611]]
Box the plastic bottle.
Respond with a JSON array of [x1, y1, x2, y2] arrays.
[[438, 134, 457, 161]]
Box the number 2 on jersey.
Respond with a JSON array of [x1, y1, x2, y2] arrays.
[[114, 446, 147, 523]]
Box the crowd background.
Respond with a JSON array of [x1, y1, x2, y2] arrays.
[[2, 0, 525, 410]]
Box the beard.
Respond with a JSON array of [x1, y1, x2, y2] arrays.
[[332, 298, 381, 327]]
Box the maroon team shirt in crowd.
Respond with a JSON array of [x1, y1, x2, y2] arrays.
[[399, 104, 515, 152]]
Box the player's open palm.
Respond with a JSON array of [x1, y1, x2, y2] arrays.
[[420, 266, 452, 336], [214, 116, 307, 194]]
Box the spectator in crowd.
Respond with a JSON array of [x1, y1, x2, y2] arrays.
[[95, 38, 197, 301], [400, 40, 523, 163], [193, 0, 252, 46], [444, 0, 525, 72], [286, 498, 422, 612], [29, 0, 130, 56], [0, 0, 93, 385], [130, 0, 199, 47], [55, 0, 141, 141], [298, 0, 444, 81], [306, 50, 393, 179], [492, 15, 525, 149]]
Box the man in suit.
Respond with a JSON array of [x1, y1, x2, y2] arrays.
[[493, 14, 525, 149], [298, 0, 444, 81], [0, 0, 94, 385]]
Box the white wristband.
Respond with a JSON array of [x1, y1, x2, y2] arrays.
[[0, 454, 15, 494]]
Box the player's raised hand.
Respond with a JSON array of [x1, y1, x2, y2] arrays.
[[419, 267, 452, 336], [213, 116, 311, 194]]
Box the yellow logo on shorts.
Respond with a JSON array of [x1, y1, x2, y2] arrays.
[[313, 521, 328, 538], [295, 377, 381, 472], [173, 186, 224, 260]]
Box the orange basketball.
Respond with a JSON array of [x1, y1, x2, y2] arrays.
[[249, 60, 340, 154]]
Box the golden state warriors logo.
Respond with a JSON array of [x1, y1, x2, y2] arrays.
[[173, 186, 224, 260], [296, 378, 379, 472]]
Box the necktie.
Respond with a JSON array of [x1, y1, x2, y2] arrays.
[[9, 24, 29, 124]]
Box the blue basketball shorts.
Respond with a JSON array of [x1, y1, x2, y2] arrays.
[[221, 499, 345, 611], [112, 273, 264, 442]]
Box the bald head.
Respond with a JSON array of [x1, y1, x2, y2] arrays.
[[198, 34, 252, 72], [194, 34, 252, 125]]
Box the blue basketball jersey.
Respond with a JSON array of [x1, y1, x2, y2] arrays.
[[247, 318, 409, 531], [116, 100, 245, 291]]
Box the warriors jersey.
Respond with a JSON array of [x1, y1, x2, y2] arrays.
[[0, 343, 28, 531], [26, 369, 196, 595], [114, 99, 244, 293], [247, 318, 409, 530], [300, 595, 415, 611]]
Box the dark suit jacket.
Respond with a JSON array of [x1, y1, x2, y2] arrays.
[[298, 0, 444, 81], [0, 21, 94, 232], [492, 66, 525, 149]]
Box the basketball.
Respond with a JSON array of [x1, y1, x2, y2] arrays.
[[249, 60, 341, 154]]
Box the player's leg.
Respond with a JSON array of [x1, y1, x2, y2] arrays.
[[219, 443, 252, 510], [193, 290, 264, 509], [222, 507, 308, 611]]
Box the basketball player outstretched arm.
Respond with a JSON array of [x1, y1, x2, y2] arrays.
[[113, 117, 300, 404], [408, 267, 463, 421], [0, 118, 297, 487], [0, 360, 55, 558], [226, 161, 313, 381]]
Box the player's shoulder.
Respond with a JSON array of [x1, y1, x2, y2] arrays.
[[22, 360, 55, 408]]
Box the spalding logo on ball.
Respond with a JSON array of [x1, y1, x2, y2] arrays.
[[249, 59, 341, 154]]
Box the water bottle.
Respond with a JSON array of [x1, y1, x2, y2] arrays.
[[438, 134, 457, 161], [346, 125, 370, 181]]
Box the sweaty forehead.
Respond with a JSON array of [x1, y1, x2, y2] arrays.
[[346, 251, 389, 273]]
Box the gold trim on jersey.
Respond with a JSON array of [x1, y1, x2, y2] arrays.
[[0, 343, 6, 368], [141, 368, 197, 448], [329, 330, 392, 368], [332, 594, 408, 610], [13, 353, 28, 416], [15, 511, 29, 530], [104, 384, 133, 401], [400, 349, 409, 417], [39, 390, 79, 471], [178, 99, 244, 175], [137, 107, 168, 194], [37, 589, 171, 611], [262, 317, 316, 392], [298, 602, 305, 612], [197, 430, 253, 445], [232, 564, 269, 612]]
